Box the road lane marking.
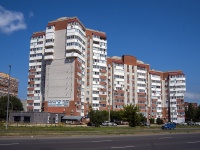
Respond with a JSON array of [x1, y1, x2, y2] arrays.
[[187, 141, 200, 144], [111, 146, 135, 149], [92, 140, 112, 142], [0, 143, 19, 146], [159, 137, 173, 139]]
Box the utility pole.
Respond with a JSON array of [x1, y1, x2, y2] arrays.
[[147, 84, 154, 127], [108, 96, 110, 122], [6, 65, 11, 129], [146, 88, 149, 127]]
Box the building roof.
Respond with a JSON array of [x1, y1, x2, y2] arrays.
[[62, 116, 83, 121]]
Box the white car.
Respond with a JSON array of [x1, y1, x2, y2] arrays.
[[195, 122, 200, 125], [179, 122, 187, 125], [102, 121, 112, 126], [102, 121, 117, 126], [111, 122, 117, 126]]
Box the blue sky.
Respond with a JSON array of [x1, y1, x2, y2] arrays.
[[0, 0, 200, 104]]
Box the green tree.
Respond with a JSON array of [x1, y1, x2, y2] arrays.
[[156, 118, 164, 124], [100, 110, 109, 122], [149, 118, 155, 124], [88, 106, 108, 127], [123, 104, 140, 127], [0, 96, 23, 121], [138, 113, 146, 122], [195, 105, 200, 122], [110, 110, 123, 122], [185, 103, 196, 122]]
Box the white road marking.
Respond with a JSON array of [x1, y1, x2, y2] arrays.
[[159, 137, 173, 139], [111, 146, 135, 149], [187, 141, 200, 144], [0, 143, 19, 146], [92, 140, 112, 142]]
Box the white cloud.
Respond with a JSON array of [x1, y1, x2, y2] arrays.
[[29, 11, 34, 18], [185, 92, 200, 100], [0, 5, 26, 34]]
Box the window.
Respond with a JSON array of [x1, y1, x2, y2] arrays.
[[93, 91, 99, 94], [46, 39, 54, 43], [100, 104, 106, 107], [34, 103, 40, 106], [47, 26, 53, 29]]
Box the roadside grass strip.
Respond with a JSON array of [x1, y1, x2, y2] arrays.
[[0, 125, 200, 137]]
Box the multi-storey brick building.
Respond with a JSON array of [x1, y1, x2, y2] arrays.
[[0, 72, 18, 97], [107, 56, 186, 123], [27, 17, 107, 117], [184, 102, 198, 108], [27, 17, 186, 123]]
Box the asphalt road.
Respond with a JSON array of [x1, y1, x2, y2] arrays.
[[0, 133, 200, 150]]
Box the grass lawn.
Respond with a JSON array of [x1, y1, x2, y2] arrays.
[[0, 123, 200, 137]]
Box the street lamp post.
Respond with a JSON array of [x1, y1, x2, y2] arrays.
[[6, 65, 11, 129]]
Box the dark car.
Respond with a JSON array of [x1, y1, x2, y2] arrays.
[[187, 121, 195, 125], [114, 120, 122, 125], [140, 122, 150, 126], [87, 122, 95, 126]]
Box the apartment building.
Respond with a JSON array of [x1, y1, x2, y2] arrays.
[[107, 56, 186, 123], [184, 102, 198, 108], [27, 16, 186, 123], [163, 71, 186, 123], [107, 56, 150, 117], [27, 17, 107, 117], [84, 29, 107, 116], [0, 72, 18, 97]]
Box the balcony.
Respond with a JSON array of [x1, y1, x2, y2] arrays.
[[93, 81, 99, 84], [35, 80, 41, 84], [93, 43, 100, 48], [66, 45, 82, 54], [93, 37, 100, 42], [36, 68, 42, 72], [46, 27, 55, 34], [45, 42, 54, 47], [30, 45, 36, 49], [66, 52, 84, 61], [44, 55, 54, 60], [35, 56, 43, 60], [45, 48, 54, 53], [30, 39, 37, 43], [29, 62, 42, 67], [34, 87, 41, 90], [46, 33, 55, 40], [35, 50, 43, 54], [81, 105, 84, 109], [35, 74, 41, 78], [34, 93, 41, 97], [81, 84, 85, 88]]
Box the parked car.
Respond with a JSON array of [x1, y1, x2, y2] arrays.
[[111, 122, 117, 126], [195, 122, 200, 125], [162, 122, 176, 129], [187, 121, 195, 125], [179, 122, 187, 125], [102, 121, 111, 126], [102, 121, 117, 126], [114, 120, 122, 125], [140, 122, 150, 126], [87, 122, 95, 126]]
